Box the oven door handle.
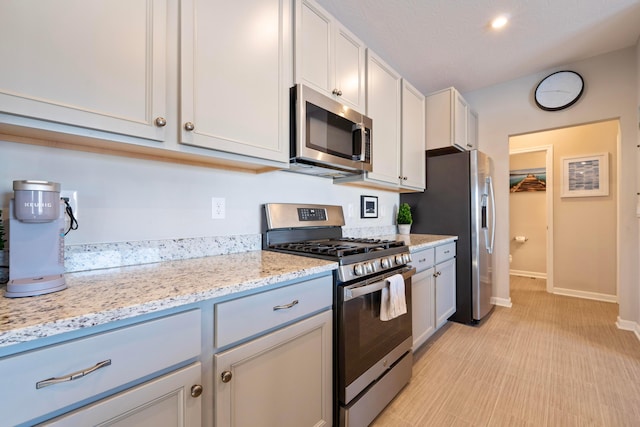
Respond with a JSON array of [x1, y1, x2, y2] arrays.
[[343, 267, 415, 301]]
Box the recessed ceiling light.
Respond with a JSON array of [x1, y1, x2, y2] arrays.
[[491, 15, 509, 29]]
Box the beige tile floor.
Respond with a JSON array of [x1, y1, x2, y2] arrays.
[[371, 276, 640, 426]]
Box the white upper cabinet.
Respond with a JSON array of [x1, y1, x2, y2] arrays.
[[400, 80, 426, 190], [0, 0, 167, 141], [295, 0, 366, 112], [467, 108, 479, 151], [180, 0, 291, 163], [426, 87, 477, 152], [0, 0, 292, 170], [453, 90, 469, 150], [365, 51, 402, 185], [334, 53, 425, 192]]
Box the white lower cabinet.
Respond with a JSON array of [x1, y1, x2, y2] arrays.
[[0, 310, 202, 426], [41, 363, 202, 427], [435, 257, 456, 329], [411, 266, 436, 350], [215, 310, 332, 427], [411, 241, 456, 350]]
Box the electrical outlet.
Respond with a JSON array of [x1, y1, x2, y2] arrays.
[[61, 190, 78, 218], [212, 197, 225, 219]]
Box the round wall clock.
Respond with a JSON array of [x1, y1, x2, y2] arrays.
[[534, 70, 584, 111]]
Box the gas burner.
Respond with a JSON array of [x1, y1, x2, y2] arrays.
[[263, 203, 411, 281], [337, 237, 405, 250]]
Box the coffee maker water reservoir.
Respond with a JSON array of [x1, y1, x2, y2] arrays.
[[6, 180, 67, 298]]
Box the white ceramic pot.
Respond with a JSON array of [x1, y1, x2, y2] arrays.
[[398, 224, 411, 235]]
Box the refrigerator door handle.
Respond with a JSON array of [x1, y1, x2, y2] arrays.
[[487, 176, 496, 254]]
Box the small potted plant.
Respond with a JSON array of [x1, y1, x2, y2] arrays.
[[397, 203, 412, 234]]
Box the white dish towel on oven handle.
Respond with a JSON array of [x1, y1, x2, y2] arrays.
[[380, 274, 407, 321]]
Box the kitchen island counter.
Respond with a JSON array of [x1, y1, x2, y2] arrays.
[[0, 250, 337, 352]]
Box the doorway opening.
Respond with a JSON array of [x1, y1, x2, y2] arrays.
[[508, 145, 553, 293], [508, 119, 619, 302]]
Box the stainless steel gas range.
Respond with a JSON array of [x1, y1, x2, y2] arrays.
[[263, 203, 415, 427]]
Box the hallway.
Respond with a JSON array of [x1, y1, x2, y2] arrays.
[[372, 276, 640, 426]]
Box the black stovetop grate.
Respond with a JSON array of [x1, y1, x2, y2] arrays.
[[270, 237, 405, 258]]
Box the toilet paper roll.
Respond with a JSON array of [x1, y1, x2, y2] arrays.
[[514, 236, 527, 243]]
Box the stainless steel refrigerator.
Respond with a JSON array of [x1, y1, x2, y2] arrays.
[[401, 149, 495, 324]]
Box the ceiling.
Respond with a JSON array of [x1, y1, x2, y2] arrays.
[[315, 0, 640, 95]]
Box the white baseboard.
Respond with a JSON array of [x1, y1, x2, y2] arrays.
[[491, 296, 512, 308], [509, 269, 547, 279], [616, 317, 640, 342], [553, 287, 617, 303]]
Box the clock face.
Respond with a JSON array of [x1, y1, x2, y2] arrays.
[[534, 71, 584, 111]]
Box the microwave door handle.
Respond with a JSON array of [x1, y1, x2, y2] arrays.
[[353, 123, 365, 161]]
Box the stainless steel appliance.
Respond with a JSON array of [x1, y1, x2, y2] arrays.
[[263, 203, 414, 427], [401, 150, 495, 323], [289, 84, 373, 178], [6, 180, 66, 297]]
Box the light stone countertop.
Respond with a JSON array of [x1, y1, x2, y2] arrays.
[[377, 233, 458, 252], [0, 250, 337, 350], [398, 234, 458, 252], [0, 234, 455, 352]]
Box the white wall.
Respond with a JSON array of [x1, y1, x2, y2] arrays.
[[464, 47, 638, 323], [0, 140, 400, 245]]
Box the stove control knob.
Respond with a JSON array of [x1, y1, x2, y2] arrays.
[[364, 262, 374, 274], [402, 254, 412, 264], [381, 258, 392, 269], [353, 264, 365, 276], [394, 255, 404, 265]]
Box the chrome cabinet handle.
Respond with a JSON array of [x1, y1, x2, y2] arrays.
[[155, 117, 167, 127], [332, 88, 343, 96], [36, 359, 112, 389], [184, 122, 195, 131], [221, 371, 232, 383], [191, 384, 203, 397], [273, 300, 299, 311]]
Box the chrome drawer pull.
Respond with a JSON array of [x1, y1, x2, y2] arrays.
[[36, 359, 112, 389], [273, 300, 299, 311]]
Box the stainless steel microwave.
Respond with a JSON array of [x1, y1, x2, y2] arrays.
[[289, 84, 372, 178]]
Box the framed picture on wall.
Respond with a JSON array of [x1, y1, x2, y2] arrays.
[[509, 167, 547, 192], [360, 195, 378, 218], [561, 153, 609, 198]]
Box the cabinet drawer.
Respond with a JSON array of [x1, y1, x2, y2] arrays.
[[410, 247, 435, 273], [435, 242, 456, 264], [0, 310, 201, 427], [215, 276, 332, 348]]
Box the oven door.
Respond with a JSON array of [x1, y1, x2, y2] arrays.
[[337, 266, 414, 404]]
